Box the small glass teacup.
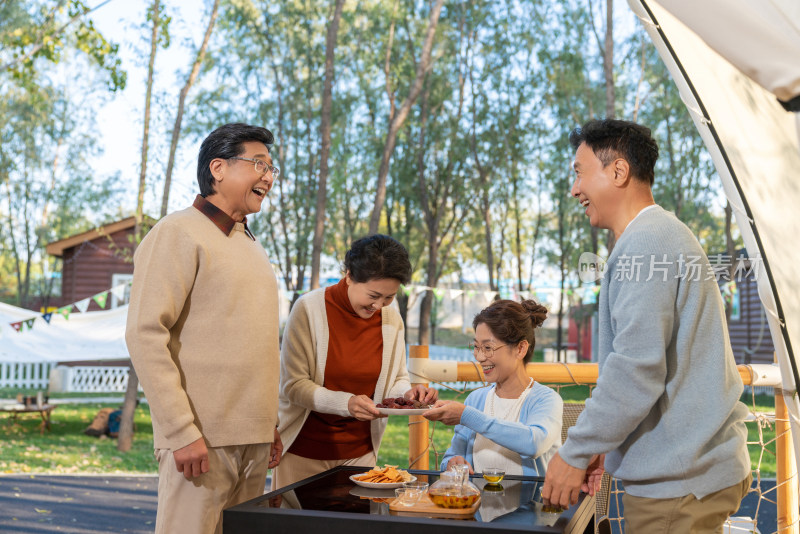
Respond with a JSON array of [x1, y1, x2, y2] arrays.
[[395, 487, 422, 507], [403, 481, 429, 493], [482, 467, 505, 485]]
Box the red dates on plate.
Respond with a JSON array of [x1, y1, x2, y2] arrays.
[[375, 397, 426, 409]]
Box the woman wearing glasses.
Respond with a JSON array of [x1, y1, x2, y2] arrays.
[[271, 235, 438, 489], [424, 299, 562, 477]]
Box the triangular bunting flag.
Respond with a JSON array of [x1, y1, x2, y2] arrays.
[[484, 291, 497, 301], [401, 285, 413, 296], [433, 288, 446, 301], [42, 312, 53, 324], [467, 290, 476, 298], [75, 298, 90, 313], [416, 286, 431, 295], [23, 318, 36, 330], [58, 305, 72, 320], [92, 291, 109, 309], [11, 321, 23, 332], [449, 289, 464, 300], [110, 284, 126, 304]]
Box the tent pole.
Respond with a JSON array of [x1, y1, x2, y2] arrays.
[[408, 345, 430, 470], [776, 382, 799, 533]]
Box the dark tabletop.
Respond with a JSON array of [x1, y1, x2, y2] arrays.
[[224, 466, 594, 534]]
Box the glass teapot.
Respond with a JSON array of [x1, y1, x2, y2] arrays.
[[428, 467, 481, 509]]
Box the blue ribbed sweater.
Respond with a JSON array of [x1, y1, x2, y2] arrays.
[[559, 206, 750, 499], [440, 382, 563, 477]]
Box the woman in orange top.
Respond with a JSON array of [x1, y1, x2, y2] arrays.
[[272, 234, 437, 489]]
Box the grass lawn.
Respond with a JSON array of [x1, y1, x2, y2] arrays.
[[0, 388, 779, 477], [0, 401, 156, 474]]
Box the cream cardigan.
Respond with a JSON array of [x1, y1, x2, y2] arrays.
[[277, 288, 411, 454]]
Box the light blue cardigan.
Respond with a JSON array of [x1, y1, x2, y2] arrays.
[[439, 383, 563, 477]]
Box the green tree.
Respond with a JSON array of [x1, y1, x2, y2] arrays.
[[1, 0, 125, 89], [0, 1, 126, 306]]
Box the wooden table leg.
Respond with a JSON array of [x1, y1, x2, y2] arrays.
[[38, 409, 52, 434]]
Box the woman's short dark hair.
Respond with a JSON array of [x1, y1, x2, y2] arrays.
[[197, 123, 274, 197], [569, 119, 659, 186], [344, 234, 412, 285], [472, 299, 548, 363]]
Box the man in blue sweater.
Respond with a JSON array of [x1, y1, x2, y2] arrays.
[[542, 119, 751, 533]]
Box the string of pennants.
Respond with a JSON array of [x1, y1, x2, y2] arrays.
[[396, 285, 600, 301], [291, 284, 600, 302], [400, 286, 522, 302], [8, 282, 130, 333]]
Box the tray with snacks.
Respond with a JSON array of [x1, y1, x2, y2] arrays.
[[349, 465, 416, 489]]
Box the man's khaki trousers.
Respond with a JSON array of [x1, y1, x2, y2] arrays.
[[154, 443, 269, 534], [623, 474, 752, 534]]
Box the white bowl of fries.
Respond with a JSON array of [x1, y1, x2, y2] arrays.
[[350, 465, 416, 489]]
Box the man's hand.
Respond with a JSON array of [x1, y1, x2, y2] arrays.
[[446, 456, 474, 474], [405, 384, 438, 404], [542, 452, 586, 508], [348, 394, 383, 420], [422, 400, 465, 426], [269, 427, 283, 469], [173, 437, 209, 480], [582, 454, 605, 496]]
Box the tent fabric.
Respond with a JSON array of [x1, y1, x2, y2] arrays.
[[0, 301, 129, 363], [657, 0, 800, 104], [628, 0, 800, 480]]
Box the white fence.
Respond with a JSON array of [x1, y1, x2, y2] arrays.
[[48, 365, 141, 393], [0, 362, 140, 393], [0, 361, 54, 390]]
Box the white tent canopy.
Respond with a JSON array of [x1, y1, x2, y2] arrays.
[[628, 0, 800, 481], [0, 302, 129, 363]]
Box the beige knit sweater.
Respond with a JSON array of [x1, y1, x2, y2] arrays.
[[125, 206, 280, 450], [277, 288, 411, 454]]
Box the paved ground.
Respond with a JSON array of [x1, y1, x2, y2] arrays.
[[0, 475, 158, 534], [0, 474, 778, 533]]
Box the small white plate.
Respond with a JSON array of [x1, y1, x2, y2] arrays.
[[349, 474, 417, 489], [376, 408, 429, 415]]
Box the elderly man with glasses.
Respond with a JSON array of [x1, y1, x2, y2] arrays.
[[126, 123, 282, 534]]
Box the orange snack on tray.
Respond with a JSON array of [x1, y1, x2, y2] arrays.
[[354, 464, 413, 483]]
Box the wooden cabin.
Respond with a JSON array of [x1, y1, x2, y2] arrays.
[[565, 252, 775, 365], [44, 217, 153, 312], [726, 254, 775, 365]]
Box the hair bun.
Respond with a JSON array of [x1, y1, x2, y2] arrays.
[[521, 299, 547, 328]]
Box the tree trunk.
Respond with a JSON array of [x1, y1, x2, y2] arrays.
[[119, 0, 161, 453], [310, 0, 345, 289], [603, 0, 616, 254], [419, 291, 433, 346], [160, 0, 219, 217], [513, 178, 524, 292], [557, 245, 566, 362], [556, 189, 566, 362], [419, 247, 438, 346], [480, 183, 495, 291], [604, 0, 614, 120], [368, 0, 444, 234]]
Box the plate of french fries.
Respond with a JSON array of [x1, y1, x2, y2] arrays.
[[349, 464, 416, 489]]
